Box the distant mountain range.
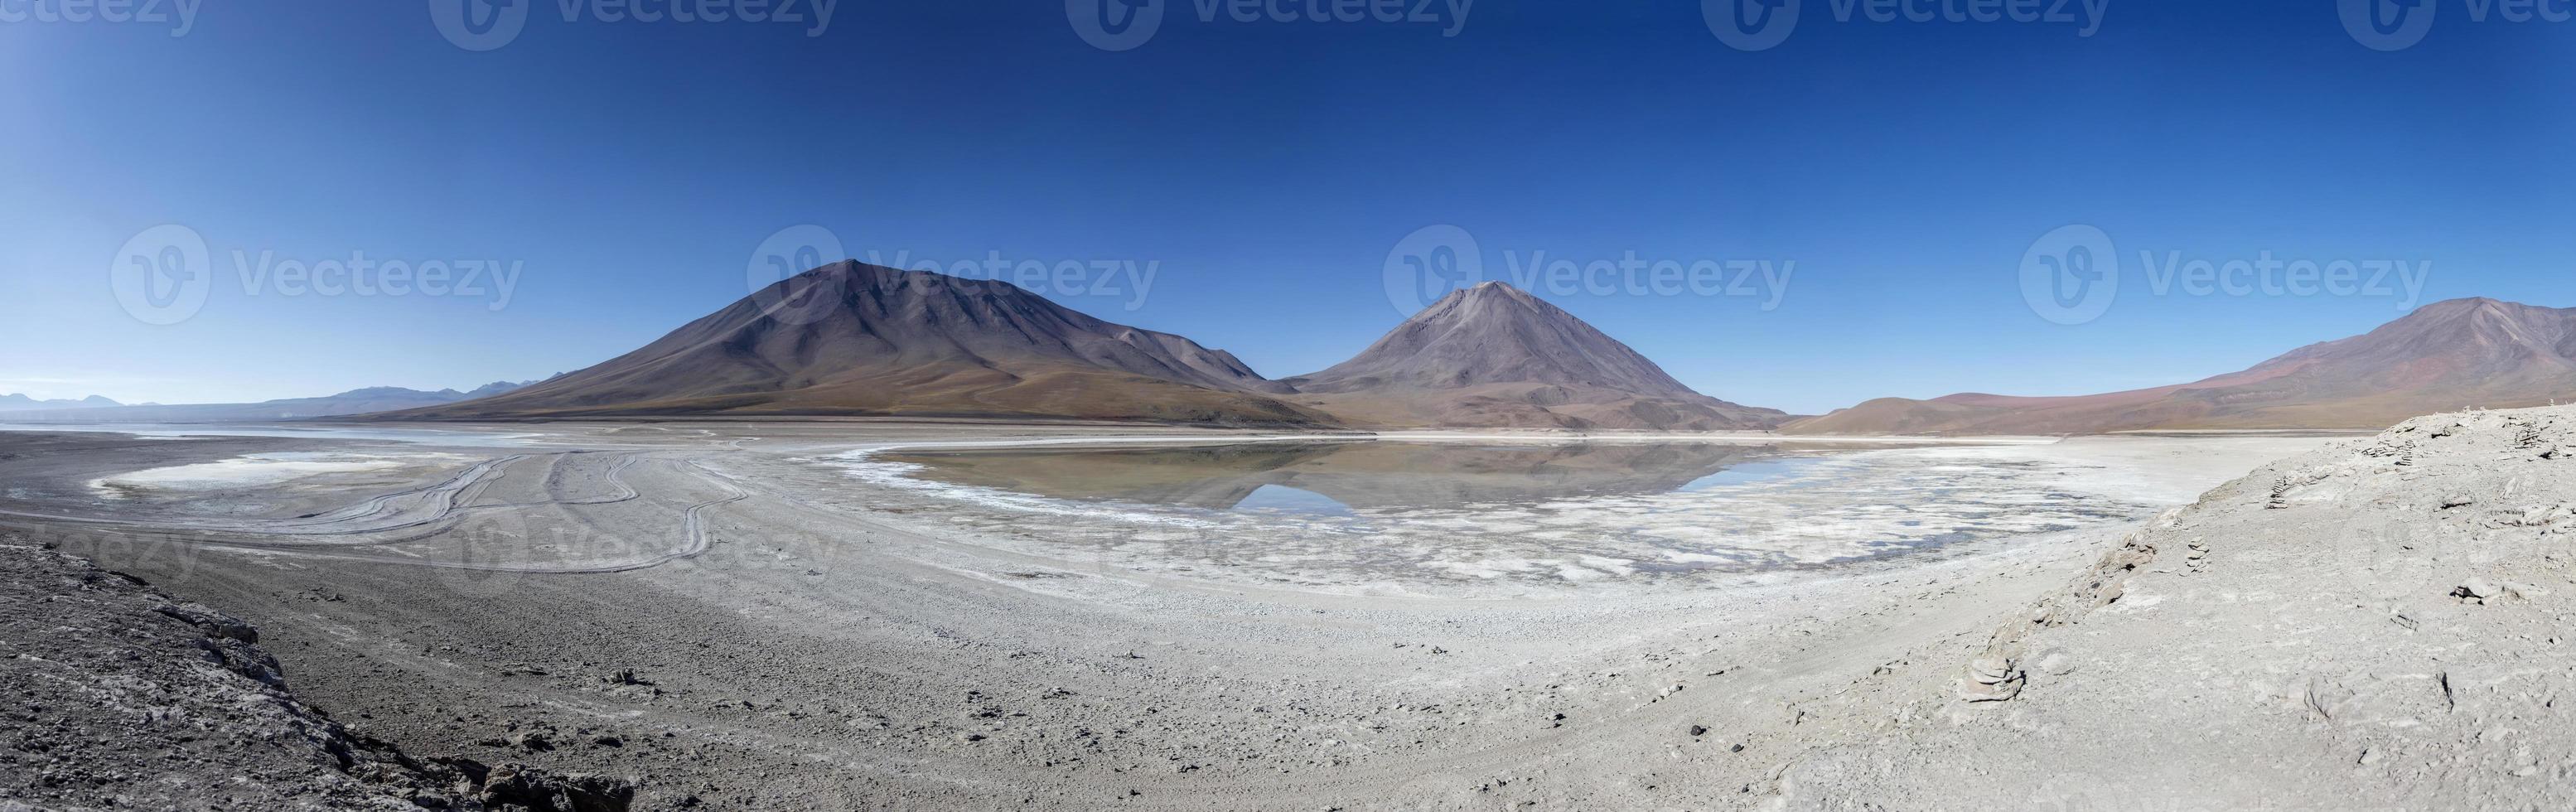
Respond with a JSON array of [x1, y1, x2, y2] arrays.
[[0, 394, 123, 412], [56, 260, 2571, 436], [374, 265, 2576, 435], [380, 263, 1781, 430], [1786, 297, 2576, 435], [0, 380, 546, 423]]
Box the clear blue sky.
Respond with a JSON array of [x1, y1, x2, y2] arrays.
[[4, 2, 2572, 413]]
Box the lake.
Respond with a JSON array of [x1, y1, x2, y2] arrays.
[[839, 438, 2148, 587]]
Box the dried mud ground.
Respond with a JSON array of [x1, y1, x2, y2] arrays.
[[2, 414, 2554, 810]]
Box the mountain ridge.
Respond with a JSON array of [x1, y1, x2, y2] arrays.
[[0, 394, 121, 412], [1786, 297, 2576, 435]]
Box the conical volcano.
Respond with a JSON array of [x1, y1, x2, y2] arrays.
[[1285, 283, 1786, 430], [391, 262, 1333, 427]]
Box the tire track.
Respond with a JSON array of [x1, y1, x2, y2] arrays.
[[11, 451, 736, 573]]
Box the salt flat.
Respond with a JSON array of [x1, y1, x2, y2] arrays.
[[0, 421, 2361, 809]]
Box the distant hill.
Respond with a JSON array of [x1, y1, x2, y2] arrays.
[[1285, 282, 1786, 431], [1786, 297, 2576, 435], [381, 263, 1333, 427], [0, 381, 544, 423], [0, 394, 120, 412], [459, 379, 534, 399]]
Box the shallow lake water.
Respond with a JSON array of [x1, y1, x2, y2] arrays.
[[843, 439, 2152, 587]]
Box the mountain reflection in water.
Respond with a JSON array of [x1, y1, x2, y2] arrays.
[[848, 439, 2149, 585], [875, 441, 1835, 515]]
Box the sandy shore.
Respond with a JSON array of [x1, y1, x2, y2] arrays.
[[1, 422, 2346, 809]]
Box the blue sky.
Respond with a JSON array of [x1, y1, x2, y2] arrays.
[[4, 1, 2572, 414]]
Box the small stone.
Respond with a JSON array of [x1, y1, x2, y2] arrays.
[[2455, 577, 2501, 603], [1968, 656, 2018, 685], [1958, 673, 2024, 703]]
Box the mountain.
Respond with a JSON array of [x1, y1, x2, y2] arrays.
[[0, 394, 120, 412], [268, 387, 499, 415], [1787, 297, 2576, 435], [384, 263, 1332, 427], [0, 382, 545, 423], [1283, 282, 1786, 430], [461, 379, 545, 399]]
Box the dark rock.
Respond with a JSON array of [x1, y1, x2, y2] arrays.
[[152, 602, 259, 643], [478, 763, 638, 812]]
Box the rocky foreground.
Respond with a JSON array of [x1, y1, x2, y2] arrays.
[[0, 542, 638, 812], [1784, 405, 2576, 809], [11, 406, 2576, 810]]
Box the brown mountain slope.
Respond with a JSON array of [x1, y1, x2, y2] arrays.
[[1285, 282, 1786, 430], [1786, 297, 2576, 435], [385, 263, 1333, 427]]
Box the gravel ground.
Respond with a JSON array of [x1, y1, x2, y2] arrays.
[[0, 419, 2409, 810], [1773, 405, 2576, 810], [0, 542, 634, 811]]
